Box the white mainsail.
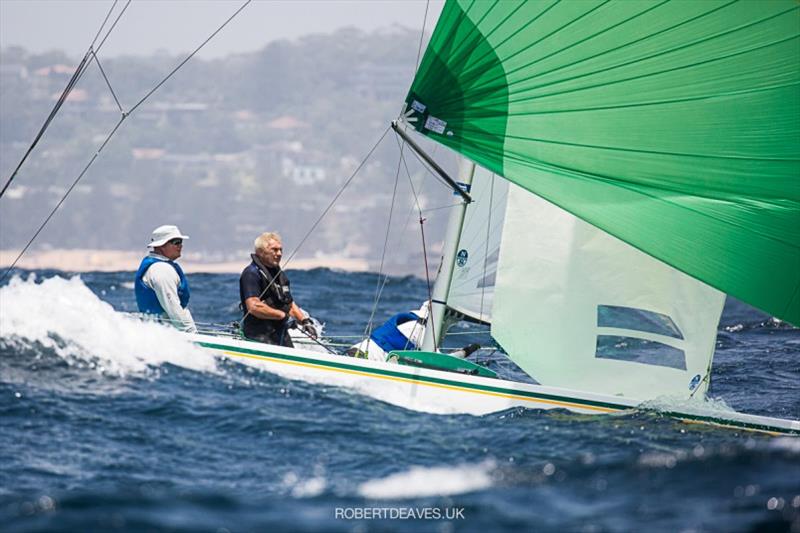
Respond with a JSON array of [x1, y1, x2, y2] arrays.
[[492, 184, 726, 399], [446, 165, 509, 324]]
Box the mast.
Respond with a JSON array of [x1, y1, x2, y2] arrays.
[[421, 158, 476, 352]]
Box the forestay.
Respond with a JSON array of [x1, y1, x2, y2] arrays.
[[403, 0, 800, 325], [492, 185, 725, 398]]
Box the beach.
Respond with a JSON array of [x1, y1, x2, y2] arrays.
[[0, 249, 371, 274]]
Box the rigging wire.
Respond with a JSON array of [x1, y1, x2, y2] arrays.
[[363, 143, 405, 342], [92, 52, 124, 113], [0, 116, 126, 285], [90, 0, 121, 49], [238, 126, 393, 327], [0, 0, 252, 283], [355, 132, 438, 350], [0, 53, 92, 200], [392, 131, 440, 351], [418, 212, 437, 352], [94, 0, 132, 53], [420, 202, 460, 214], [0, 0, 128, 200], [413, 0, 431, 74], [400, 135, 457, 195], [129, 0, 251, 115], [478, 173, 496, 322]]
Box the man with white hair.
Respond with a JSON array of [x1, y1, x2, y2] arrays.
[[239, 232, 315, 347], [134, 224, 197, 333]]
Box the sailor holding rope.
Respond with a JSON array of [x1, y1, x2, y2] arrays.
[[239, 232, 316, 347]]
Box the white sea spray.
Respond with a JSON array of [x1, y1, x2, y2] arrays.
[[357, 460, 495, 499], [0, 274, 217, 376]]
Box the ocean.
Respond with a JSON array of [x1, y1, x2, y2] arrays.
[[1, 269, 798, 533]]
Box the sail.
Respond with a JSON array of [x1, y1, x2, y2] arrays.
[[446, 165, 508, 323], [403, 0, 800, 325], [492, 185, 725, 398]]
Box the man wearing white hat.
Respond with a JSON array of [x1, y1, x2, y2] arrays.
[[134, 224, 197, 333]]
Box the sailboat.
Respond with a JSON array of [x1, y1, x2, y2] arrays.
[[188, 0, 799, 435], [3, 0, 796, 435]]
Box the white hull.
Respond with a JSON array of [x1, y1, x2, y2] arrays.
[[190, 332, 800, 436]]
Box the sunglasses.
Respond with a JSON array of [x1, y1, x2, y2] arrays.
[[168, 239, 183, 246]]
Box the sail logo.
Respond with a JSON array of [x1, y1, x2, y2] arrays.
[[594, 305, 686, 370], [456, 249, 468, 267]]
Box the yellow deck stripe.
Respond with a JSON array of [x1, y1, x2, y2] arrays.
[[220, 350, 619, 414]]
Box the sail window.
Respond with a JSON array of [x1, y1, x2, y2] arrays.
[[595, 335, 686, 371], [597, 305, 683, 340]]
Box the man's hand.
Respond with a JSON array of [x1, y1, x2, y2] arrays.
[[300, 318, 318, 339]]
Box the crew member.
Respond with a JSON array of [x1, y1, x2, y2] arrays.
[[239, 232, 315, 346], [134, 224, 197, 332], [347, 302, 428, 361]]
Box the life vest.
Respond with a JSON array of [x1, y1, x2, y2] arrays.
[[370, 312, 421, 353], [135, 256, 190, 314], [239, 256, 294, 340], [245, 255, 293, 312]]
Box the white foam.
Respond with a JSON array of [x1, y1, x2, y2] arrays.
[[281, 469, 327, 498], [769, 437, 800, 453], [0, 274, 217, 376], [358, 460, 495, 499], [637, 394, 737, 417]]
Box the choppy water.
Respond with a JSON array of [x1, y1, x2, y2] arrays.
[[1, 270, 798, 532]]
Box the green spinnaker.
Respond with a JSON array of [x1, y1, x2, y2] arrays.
[[404, 0, 800, 325]]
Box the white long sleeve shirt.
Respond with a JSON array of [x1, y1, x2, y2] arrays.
[[141, 253, 197, 333]]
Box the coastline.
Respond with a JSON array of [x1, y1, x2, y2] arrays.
[[0, 249, 372, 274]]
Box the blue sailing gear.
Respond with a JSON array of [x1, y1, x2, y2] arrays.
[[370, 312, 421, 352], [135, 256, 190, 314]]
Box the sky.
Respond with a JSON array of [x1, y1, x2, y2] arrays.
[[0, 0, 444, 59]]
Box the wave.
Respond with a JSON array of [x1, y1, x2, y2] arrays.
[[0, 274, 217, 376], [636, 394, 737, 417], [357, 460, 495, 499]]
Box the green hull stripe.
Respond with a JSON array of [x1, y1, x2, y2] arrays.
[[199, 341, 798, 435]]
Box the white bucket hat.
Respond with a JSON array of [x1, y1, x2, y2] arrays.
[[147, 225, 189, 248]]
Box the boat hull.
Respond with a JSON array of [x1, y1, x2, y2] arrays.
[[191, 333, 800, 436]]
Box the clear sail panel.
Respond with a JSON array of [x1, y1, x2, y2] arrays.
[[492, 185, 725, 399]]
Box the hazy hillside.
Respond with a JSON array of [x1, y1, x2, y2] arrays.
[[0, 28, 457, 273]]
